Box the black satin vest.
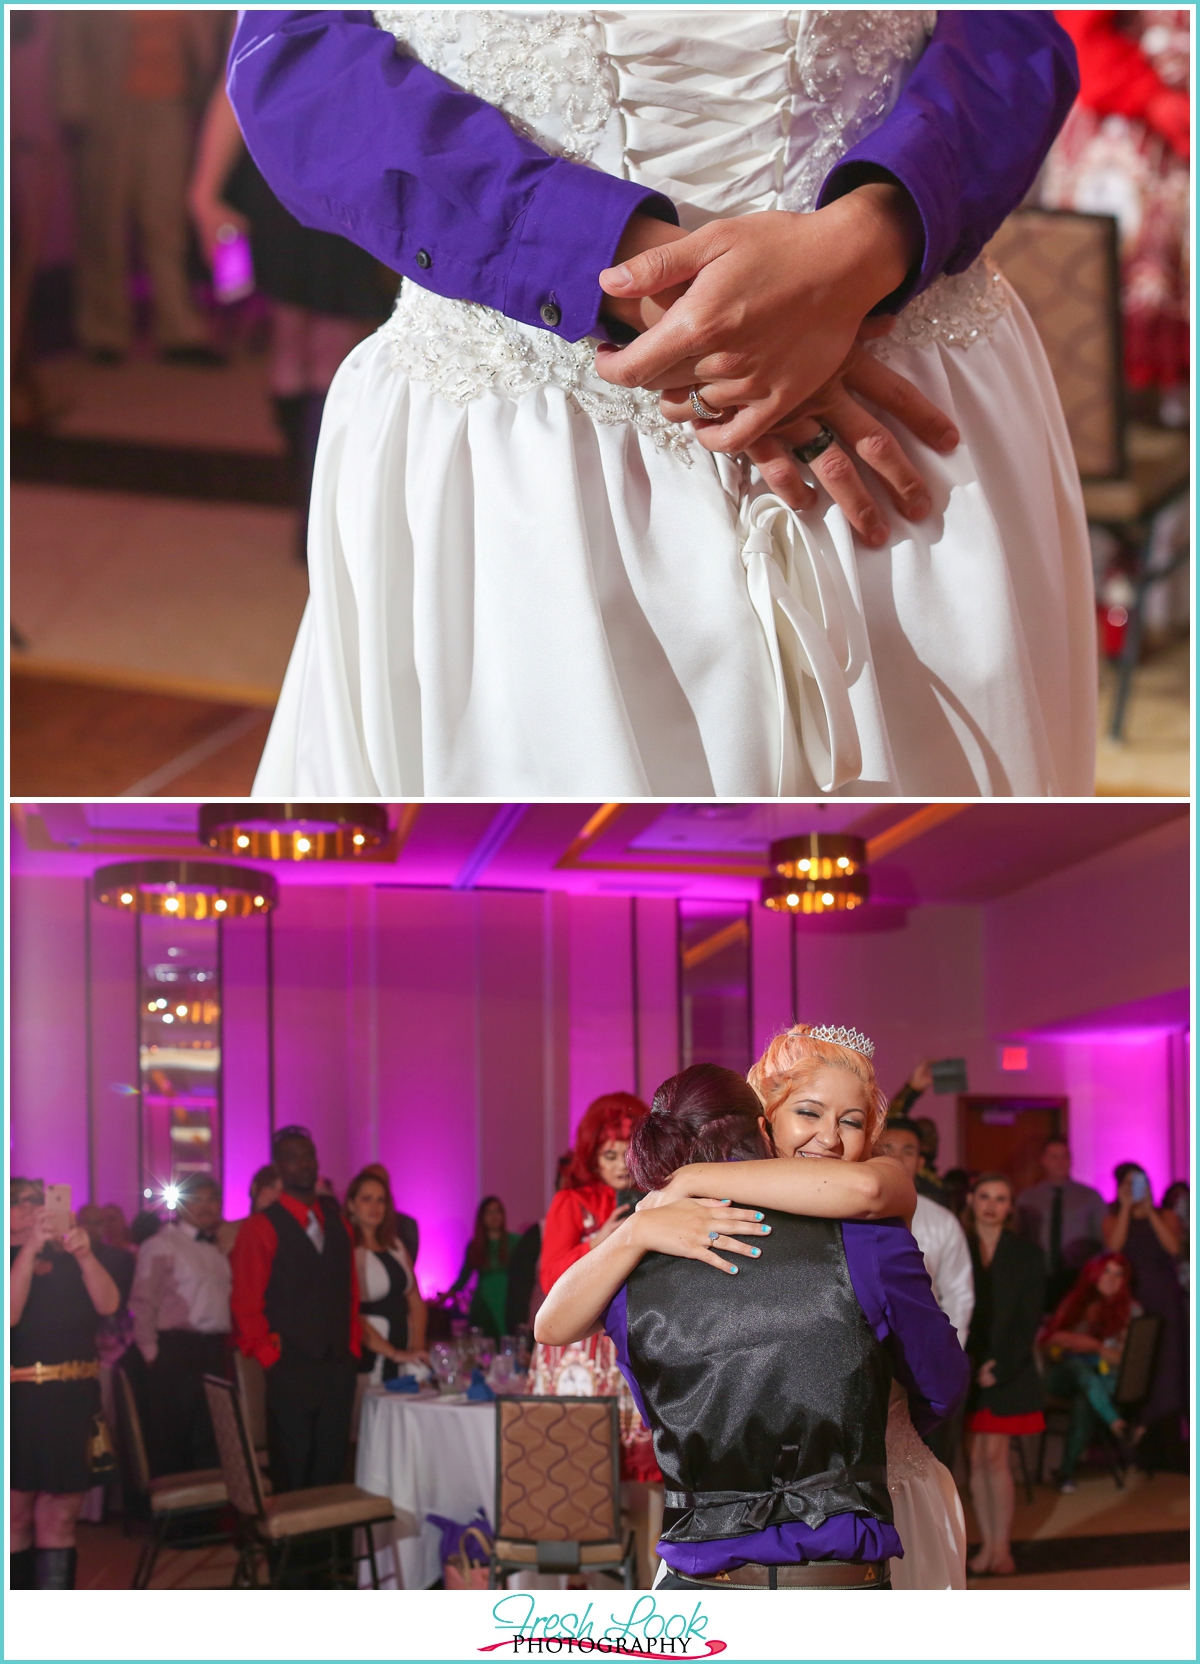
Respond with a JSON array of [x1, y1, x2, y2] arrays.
[[264, 1196, 353, 1361], [625, 1211, 893, 1545]]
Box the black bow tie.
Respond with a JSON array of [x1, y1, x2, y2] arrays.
[[196, 1230, 220, 1245]]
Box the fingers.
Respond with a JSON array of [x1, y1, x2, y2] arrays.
[[806, 434, 889, 547], [599, 227, 712, 300], [594, 306, 710, 391], [697, 1249, 741, 1274], [822, 386, 932, 522], [844, 353, 959, 453], [708, 1233, 765, 1258], [743, 437, 819, 512]]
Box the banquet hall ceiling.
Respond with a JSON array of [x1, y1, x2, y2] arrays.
[[12, 800, 1186, 908]]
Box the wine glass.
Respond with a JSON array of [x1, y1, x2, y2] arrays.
[[489, 1354, 515, 1393]]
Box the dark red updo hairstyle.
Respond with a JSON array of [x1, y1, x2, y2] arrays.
[[565, 1092, 649, 1189], [627, 1065, 768, 1192]]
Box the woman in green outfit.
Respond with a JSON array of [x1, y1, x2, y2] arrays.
[[449, 1198, 519, 1340]]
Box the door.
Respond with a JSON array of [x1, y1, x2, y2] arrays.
[[958, 1096, 1068, 1193]]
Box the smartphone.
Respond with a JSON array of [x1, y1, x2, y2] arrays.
[[615, 1188, 646, 1212], [1130, 1171, 1150, 1203], [212, 224, 255, 304], [43, 1184, 72, 1237]]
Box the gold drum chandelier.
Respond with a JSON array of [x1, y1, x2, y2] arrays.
[[197, 803, 390, 861], [94, 861, 278, 919], [760, 834, 869, 914]]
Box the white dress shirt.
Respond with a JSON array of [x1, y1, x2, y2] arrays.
[[130, 1220, 233, 1361], [910, 1195, 975, 1348]]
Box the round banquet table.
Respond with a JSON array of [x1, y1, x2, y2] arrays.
[[355, 1388, 495, 1588]]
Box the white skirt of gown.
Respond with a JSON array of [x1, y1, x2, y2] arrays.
[[886, 1385, 967, 1590]]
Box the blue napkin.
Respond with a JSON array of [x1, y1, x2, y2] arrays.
[[466, 1368, 495, 1402], [384, 1373, 420, 1393]]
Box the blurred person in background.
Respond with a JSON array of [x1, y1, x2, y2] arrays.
[[10, 1179, 120, 1590], [1038, 1252, 1137, 1492], [130, 1175, 231, 1474], [1042, 10, 1190, 426], [887, 1061, 950, 1206], [188, 74, 394, 559], [1103, 1162, 1186, 1463], [446, 1197, 520, 1341], [1161, 1181, 1189, 1293], [1017, 1137, 1106, 1312], [230, 1126, 359, 1493], [217, 1162, 282, 1256], [54, 9, 225, 364], [345, 1167, 426, 1384], [962, 1173, 1045, 1578], [504, 1153, 574, 1336]]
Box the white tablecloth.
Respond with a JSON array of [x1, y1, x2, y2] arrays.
[[355, 1390, 495, 1589]]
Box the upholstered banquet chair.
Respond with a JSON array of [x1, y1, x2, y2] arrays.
[[203, 1373, 395, 1588], [988, 207, 1190, 739], [490, 1395, 636, 1588], [114, 1365, 234, 1589]]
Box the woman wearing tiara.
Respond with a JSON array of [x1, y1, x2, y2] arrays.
[[230, 11, 1094, 798], [537, 1027, 969, 1591]]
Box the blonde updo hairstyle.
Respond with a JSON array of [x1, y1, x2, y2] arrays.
[[748, 1024, 889, 1147]]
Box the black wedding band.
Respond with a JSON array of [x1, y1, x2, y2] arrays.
[[793, 422, 837, 465]]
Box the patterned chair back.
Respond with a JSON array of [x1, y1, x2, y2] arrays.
[[494, 1396, 621, 1545], [114, 1366, 152, 1499], [1115, 1313, 1162, 1408], [234, 1350, 269, 1453], [988, 207, 1125, 481], [203, 1373, 268, 1519]]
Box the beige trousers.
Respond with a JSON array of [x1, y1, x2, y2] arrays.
[[74, 96, 206, 352]]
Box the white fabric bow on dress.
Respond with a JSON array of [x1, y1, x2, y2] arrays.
[[738, 491, 867, 795]]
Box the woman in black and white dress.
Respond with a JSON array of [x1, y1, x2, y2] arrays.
[[345, 1167, 427, 1384]]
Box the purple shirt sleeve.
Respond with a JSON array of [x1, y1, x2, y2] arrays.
[[227, 9, 677, 344], [842, 1219, 971, 1436], [819, 10, 1079, 307]]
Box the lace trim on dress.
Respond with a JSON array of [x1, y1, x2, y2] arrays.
[[382, 281, 694, 462], [871, 258, 1012, 357], [785, 9, 936, 215], [886, 1387, 937, 1490], [373, 7, 616, 161]]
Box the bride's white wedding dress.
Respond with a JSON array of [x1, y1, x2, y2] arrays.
[[886, 1382, 967, 1589], [254, 8, 1096, 798]]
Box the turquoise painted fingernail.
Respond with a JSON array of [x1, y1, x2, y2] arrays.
[[761, 1224, 771, 1233], [751, 1247, 761, 1257], [754, 1212, 764, 1221], [727, 1264, 738, 1274]]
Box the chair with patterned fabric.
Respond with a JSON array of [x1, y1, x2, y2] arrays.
[[202, 1374, 395, 1588], [490, 1395, 636, 1588], [987, 206, 1190, 741], [114, 1365, 233, 1589]]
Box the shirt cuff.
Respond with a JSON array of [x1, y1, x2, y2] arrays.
[[817, 134, 948, 310], [503, 159, 679, 343]]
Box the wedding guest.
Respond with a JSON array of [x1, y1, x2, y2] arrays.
[[230, 1127, 359, 1492], [216, 1162, 281, 1256], [345, 1168, 425, 1382], [963, 1173, 1045, 1578], [76, 1204, 135, 1308], [1102, 1164, 1186, 1459], [1039, 1253, 1136, 1492], [1161, 1182, 1189, 1293], [447, 1198, 519, 1341], [10, 1178, 120, 1590], [130, 1176, 231, 1474], [354, 1162, 419, 1268], [1017, 1138, 1106, 1311]]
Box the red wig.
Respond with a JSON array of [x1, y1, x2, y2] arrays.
[[565, 1092, 649, 1189], [1041, 1251, 1134, 1344]]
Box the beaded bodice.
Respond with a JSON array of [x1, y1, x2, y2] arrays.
[[376, 8, 1010, 441]]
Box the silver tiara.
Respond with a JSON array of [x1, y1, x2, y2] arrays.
[[807, 1025, 875, 1060]]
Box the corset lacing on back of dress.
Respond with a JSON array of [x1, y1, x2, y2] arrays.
[[372, 8, 1013, 796]]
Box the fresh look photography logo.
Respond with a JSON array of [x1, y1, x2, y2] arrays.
[[477, 1595, 728, 1658]]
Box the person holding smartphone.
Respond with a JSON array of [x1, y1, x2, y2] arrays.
[[9, 1178, 120, 1590], [1102, 1163, 1186, 1456]]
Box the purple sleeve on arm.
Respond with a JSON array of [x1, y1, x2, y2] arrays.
[[227, 10, 677, 343], [602, 1284, 652, 1430], [818, 10, 1079, 307], [843, 1219, 970, 1436]]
